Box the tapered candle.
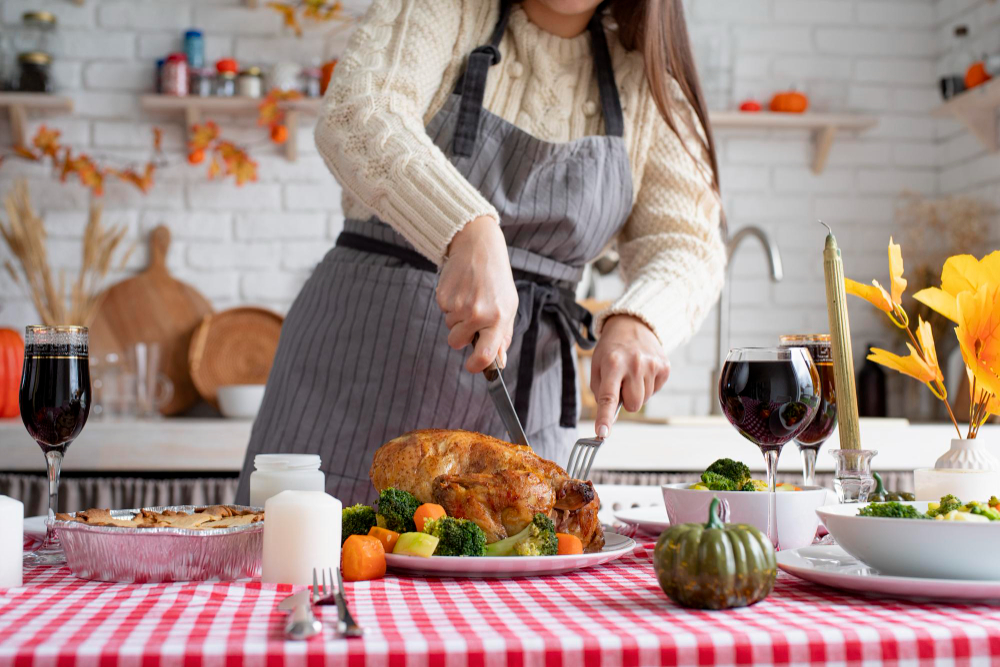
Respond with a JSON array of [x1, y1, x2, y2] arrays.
[[0, 496, 23, 588], [821, 223, 862, 450]]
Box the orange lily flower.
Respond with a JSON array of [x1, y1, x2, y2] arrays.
[[914, 251, 1000, 323], [955, 282, 1000, 400], [845, 238, 909, 326]]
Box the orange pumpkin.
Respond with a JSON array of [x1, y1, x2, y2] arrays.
[[965, 62, 992, 89], [0, 329, 24, 419], [769, 90, 809, 113]]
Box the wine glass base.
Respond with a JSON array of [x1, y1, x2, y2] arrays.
[[23, 547, 66, 567]]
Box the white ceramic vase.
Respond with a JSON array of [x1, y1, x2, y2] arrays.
[[934, 438, 1000, 471]]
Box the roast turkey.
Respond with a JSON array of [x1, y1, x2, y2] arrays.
[[370, 429, 605, 552]]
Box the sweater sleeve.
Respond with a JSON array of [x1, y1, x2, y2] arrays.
[[596, 82, 727, 353], [314, 0, 498, 265]]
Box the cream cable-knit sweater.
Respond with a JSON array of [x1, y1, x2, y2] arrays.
[[314, 0, 726, 353]]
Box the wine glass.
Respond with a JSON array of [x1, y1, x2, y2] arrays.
[[718, 347, 819, 549], [19, 325, 91, 566], [778, 335, 838, 487]]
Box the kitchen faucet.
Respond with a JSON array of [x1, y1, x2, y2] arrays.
[[710, 226, 784, 414]]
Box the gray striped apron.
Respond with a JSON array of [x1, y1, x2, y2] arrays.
[[235, 0, 633, 505]]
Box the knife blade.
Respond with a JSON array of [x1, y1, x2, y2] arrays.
[[483, 357, 530, 448], [278, 589, 311, 611]]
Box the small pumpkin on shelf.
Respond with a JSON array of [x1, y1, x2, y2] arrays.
[[653, 497, 776, 610], [769, 90, 809, 113], [965, 61, 992, 90]]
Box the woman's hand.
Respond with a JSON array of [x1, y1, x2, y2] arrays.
[[437, 215, 518, 373], [591, 315, 670, 437]]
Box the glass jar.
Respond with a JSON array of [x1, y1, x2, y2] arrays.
[[190, 67, 214, 97], [14, 11, 56, 55], [162, 52, 188, 96], [184, 29, 204, 69], [301, 66, 322, 97], [237, 66, 263, 98], [215, 58, 238, 96], [249, 454, 325, 508], [17, 52, 51, 92]]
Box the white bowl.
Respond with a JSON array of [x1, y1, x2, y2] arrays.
[[818, 501, 1000, 580], [217, 384, 266, 419], [661, 483, 833, 550]]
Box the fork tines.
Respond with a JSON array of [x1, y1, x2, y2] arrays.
[[566, 437, 602, 480]]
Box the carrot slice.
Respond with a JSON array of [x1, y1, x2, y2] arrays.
[[368, 526, 400, 553], [556, 533, 583, 555], [413, 503, 446, 532], [342, 535, 386, 581]]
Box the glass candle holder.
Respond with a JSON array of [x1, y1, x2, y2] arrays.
[[829, 449, 878, 503]]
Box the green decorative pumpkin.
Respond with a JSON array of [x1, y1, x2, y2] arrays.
[[869, 472, 915, 502], [653, 497, 776, 609]]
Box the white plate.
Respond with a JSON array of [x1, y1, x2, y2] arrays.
[[25, 515, 46, 540], [818, 501, 1000, 580], [385, 531, 636, 578], [662, 483, 834, 550], [778, 544, 1000, 602], [612, 507, 669, 535]]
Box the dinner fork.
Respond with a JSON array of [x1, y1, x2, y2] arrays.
[[566, 399, 623, 480], [312, 567, 364, 637]]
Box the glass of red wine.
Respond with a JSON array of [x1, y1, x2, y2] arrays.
[[20, 325, 91, 566], [719, 347, 819, 549], [779, 335, 837, 487]]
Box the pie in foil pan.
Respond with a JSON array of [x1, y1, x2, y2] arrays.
[[48, 505, 264, 583]]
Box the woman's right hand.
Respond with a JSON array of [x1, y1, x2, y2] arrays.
[[437, 215, 518, 374]]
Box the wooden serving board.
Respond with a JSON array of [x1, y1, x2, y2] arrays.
[[89, 225, 213, 416]]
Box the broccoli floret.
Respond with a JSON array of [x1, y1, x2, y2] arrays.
[[341, 504, 377, 544], [858, 502, 928, 519], [484, 513, 558, 557], [375, 487, 421, 533], [740, 480, 757, 492], [700, 471, 737, 491], [970, 504, 1000, 521], [705, 458, 752, 487], [422, 517, 487, 556], [928, 494, 963, 518]]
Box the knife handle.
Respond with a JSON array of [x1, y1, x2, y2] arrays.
[[471, 332, 502, 380]]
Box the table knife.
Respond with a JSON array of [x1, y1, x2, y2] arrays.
[[483, 356, 530, 448]]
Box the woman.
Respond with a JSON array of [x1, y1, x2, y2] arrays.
[[235, 0, 726, 505]]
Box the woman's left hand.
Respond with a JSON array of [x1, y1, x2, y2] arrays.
[[590, 315, 670, 438]]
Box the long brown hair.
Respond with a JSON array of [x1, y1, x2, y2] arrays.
[[611, 0, 721, 198]]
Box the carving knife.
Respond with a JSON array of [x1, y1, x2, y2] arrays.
[[473, 334, 530, 448]]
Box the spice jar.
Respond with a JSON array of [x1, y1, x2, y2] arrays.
[[215, 58, 238, 96], [16, 52, 52, 93], [15, 11, 56, 56], [189, 67, 214, 97], [301, 66, 322, 98], [162, 52, 188, 96], [184, 29, 204, 69], [249, 454, 325, 507], [237, 66, 263, 98]]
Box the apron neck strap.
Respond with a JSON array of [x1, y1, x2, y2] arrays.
[[452, 0, 623, 157]]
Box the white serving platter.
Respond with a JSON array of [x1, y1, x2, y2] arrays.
[[385, 531, 635, 578], [778, 545, 1000, 602]]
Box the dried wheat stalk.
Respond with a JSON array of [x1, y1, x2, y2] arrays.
[[1, 180, 132, 326]]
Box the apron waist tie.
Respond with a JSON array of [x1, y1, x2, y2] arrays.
[[334, 231, 596, 430]]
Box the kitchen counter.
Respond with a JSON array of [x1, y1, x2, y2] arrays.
[[1, 417, 994, 474]]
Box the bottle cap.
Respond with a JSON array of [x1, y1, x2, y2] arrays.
[[185, 29, 203, 39], [166, 52, 187, 63], [216, 58, 239, 73]]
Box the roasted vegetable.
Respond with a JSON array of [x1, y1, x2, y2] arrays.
[[342, 535, 386, 581], [857, 502, 928, 519], [393, 532, 439, 557], [376, 487, 421, 533], [484, 513, 558, 557], [368, 526, 400, 553], [422, 517, 487, 557], [413, 503, 447, 532], [557, 533, 584, 555], [700, 471, 737, 491], [653, 497, 775, 609], [927, 494, 963, 518], [705, 458, 752, 488], [342, 504, 378, 544], [969, 503, 1000, 521]]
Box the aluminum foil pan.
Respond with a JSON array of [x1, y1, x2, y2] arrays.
[[48, 505, 264, 583]]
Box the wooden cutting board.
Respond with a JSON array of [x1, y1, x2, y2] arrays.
[[89, 225, 213, 415]]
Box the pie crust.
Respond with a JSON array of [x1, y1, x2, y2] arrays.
[[54, 505, 264, 530]]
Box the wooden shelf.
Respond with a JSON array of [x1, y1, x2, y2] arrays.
[[931, 78, 1000, 152], [709, 111, 878, 174], [0, 93, 74, 149], [140, 94, 322, 161]]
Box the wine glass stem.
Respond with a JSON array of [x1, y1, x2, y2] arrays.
[[799, 445, 817, 487], [41, 450, 63, 549], [764, 448, 780, 550]]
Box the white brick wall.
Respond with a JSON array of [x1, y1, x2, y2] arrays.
[[0, 0, 991, 418]]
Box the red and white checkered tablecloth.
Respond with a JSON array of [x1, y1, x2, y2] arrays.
[[2, 539, 1000, 666]]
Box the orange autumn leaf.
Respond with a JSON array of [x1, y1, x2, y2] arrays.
[[153, 127, 163, 152], [14, 146, 40, 160], [916, 316, 942, 382], [955, 282, 1000, 400], [845, 278, 894, 314], [888, 236, 907, 306], [868, 343, 941, 386], [232, 155, 258, 186], [33, 125, 62, 158], [267, 1, 302, 36], [207, 155, 222, 180], [189, 122, 220, 153], [914, 251, 1000, 324]]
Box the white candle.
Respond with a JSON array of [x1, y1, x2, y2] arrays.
[[0, 496, 23, 588], [262, 490, 341, 586]]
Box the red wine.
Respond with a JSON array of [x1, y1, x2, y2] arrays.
[[796, 361, 836, 447], [19, 343, 91, 454], [719, 360, 817, 449]]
